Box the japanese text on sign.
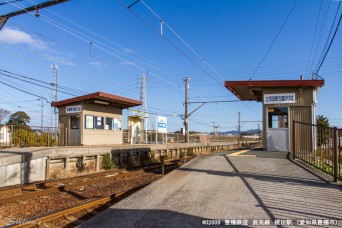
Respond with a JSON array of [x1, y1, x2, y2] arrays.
[[264, 93, 295, 104]]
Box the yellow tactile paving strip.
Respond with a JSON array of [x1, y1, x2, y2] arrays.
[[228, 148, 256, 157]]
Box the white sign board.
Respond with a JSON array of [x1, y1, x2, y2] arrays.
[[66, 105, 82, 113], [264, 93, 296, 104], [157, 116, 167, 133]]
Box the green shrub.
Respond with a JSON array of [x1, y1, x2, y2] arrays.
[[186, 148, 195, 157], [102, 153, 115, 170], [76, 156, 85, 173], [150, 151, 156, 162]]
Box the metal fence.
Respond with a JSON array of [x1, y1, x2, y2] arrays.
[[292, 120, 341, 181], [0, 125, 59, 148], [123, 130, 260, 144]]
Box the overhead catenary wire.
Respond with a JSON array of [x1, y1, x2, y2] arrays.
[[8, 1, 180, 89], [305, 0, 323, 79], [0, 69, 85, 96], [315, 1, 341, 74], [0, 79, 50, 103], [315, 14, 342, 74], [309, 0, 331, 77], [249, 0, 298, 80], [26, 0, 179, 77], [139, 0, 226, 82], [115, 0, 223, 86], [0, 0, 23, 6], [5, 0, 264, 127]]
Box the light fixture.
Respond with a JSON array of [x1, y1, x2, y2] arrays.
[[93, 100, 110, 105]]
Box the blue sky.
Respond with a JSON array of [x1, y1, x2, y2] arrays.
[[0, 0, 341, 132]]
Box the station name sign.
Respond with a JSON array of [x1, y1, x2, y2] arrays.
[[157, 116, 167, 133], [66, 105, 82, 113], [264, 93, 295, 104]]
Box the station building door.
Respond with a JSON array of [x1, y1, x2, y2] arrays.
[[70, 115, 80, 146], [266, 107, 289, 152]]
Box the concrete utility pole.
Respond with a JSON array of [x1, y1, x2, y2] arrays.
[[237, 112, 241, 145], [51, 64, 58, 134], [184, 77, 190, 143], [39, 97, 44, 129], [140, 73, 148, 144], [212, 122, 219, 135]]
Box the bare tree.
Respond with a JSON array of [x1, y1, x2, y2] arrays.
[[0, 108, 11, 124]]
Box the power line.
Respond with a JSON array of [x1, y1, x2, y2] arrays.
[[315, 14, 342, 74], [0, 69, 85, 96], [249, 0, 298, 80], [26, 0, 181, 78], [315, 1, 341, 73], [0, 0, 23, 6], [310, 0, 331, 76], [305, 0, 323, 78], [0, 79, 50, 103], [116, 0, 223, 86]]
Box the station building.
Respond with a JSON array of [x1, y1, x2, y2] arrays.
[[224, 79, 324, 152], [52, 92, 141, 146]]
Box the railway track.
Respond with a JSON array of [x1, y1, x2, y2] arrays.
[[0, 159, 183, 227], [10, 182, 151, 228], [0, 159, 180, 205]]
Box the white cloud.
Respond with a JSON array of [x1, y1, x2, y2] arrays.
[[0, 28, 47, 49], [41, 54, 76, 66], [0, 28, 75, 66], [123, 48, 134, 54], [89, 61, 109, 67]]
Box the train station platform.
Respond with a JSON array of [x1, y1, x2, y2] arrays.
[[81, 148, 342, 228], [0, 142, 244, 187]]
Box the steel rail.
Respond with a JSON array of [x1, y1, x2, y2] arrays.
[[0, 160, 179, 205], [10, 182, 151, 228]]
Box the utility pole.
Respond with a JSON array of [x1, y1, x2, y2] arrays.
[[237, 112, 241, 146], [51, 64, 58, 136], [212, 122, 219, 135], [258, 123, 261, 142], [38, 97, 44, 130], [184, 77, 190, 143], [140, 73, 148, 144]]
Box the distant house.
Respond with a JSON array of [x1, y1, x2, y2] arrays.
[[0, 125, 11, 147]]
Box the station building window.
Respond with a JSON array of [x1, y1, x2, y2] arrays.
[[95, 116, 104, 129], [268, 107, 288, 128], [85, 115, 94, 129], [85, 115, 121, 130], [70, 115, 80, 129], [106, 117, 121, 130]]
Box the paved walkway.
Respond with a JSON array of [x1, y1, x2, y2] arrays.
[[81, 149, 342, 228]]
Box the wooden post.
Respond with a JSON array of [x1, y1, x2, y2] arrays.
[[45, 158, 50, 180], [65, 127, 68, 146], [65, 157, 69, 169], [96, 155, 100, 171], [160, 155, 165, 176]]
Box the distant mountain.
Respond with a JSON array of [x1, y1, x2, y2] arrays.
[[215, 129, 262, 135]]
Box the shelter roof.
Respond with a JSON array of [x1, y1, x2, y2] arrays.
[[224, 80, 324, 101], [51, 92, 142, 109]]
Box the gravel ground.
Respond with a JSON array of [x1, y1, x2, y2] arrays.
[[0, 171, 160, 227]]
